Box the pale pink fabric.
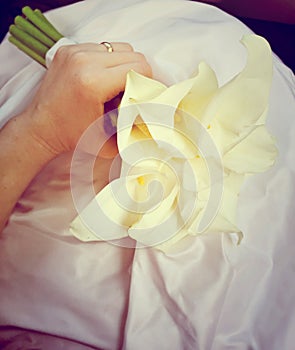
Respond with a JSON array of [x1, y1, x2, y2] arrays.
[[0, 1, 294, 349]]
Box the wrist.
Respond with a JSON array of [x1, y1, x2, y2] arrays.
[[0, 112, 58, 230], [21, 103, 67, 157], [7, 111, 58, 166]]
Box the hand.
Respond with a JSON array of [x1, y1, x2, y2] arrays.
[[24, 42, 152, 155], [0, 42, 151, 232]]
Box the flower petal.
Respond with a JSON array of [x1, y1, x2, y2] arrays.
[[223, 125, 277, 173], [202, 35, 273, 135], [178, 61, 218, 123]]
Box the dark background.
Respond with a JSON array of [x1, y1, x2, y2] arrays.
[[0, 0, 294, 72]]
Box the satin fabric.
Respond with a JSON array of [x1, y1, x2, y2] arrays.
[[0, 0, 294, 349]]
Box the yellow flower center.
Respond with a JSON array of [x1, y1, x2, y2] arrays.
[[137, 176, 145, 185], [175, 114, 182, 123]]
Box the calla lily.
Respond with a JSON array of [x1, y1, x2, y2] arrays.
[[70, 34, 277, 251]]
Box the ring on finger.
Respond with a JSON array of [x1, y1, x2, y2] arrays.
[[100, 41, 114, 53]]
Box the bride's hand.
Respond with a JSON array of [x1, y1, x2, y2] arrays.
[[25, 42, 152, 155]]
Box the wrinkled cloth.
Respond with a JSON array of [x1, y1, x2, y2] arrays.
[[0, 0, 295, 349]]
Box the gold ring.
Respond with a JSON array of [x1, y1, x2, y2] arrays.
[[100, 41, 114, 53]]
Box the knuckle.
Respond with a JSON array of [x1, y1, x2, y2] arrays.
[[124, 43, 134, 51], [55, 45, 74, 60], [134, 60, 151, 76], [133, 52, 146, 62], [58, 50, 95, 90], [69, 51, 88, 68]]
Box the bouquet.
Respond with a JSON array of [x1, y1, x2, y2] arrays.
[[8, 6, 63, 67], [8, 7, 278, 251]]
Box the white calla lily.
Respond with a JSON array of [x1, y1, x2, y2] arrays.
[[70, 34, 277, 251]]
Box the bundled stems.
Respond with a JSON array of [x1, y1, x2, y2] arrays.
[[8, 36, 46, 66], [8, 6, 120, 133], [9, 24, 49, 56], [14, 15, 55, 47], [8, 6, 64, 68], [22, 6, 63, 42]]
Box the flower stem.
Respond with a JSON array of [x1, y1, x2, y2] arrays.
[[9, 24, 48, 57], [8, 6, 65, 68], [8, 36, 46, 67], [14, 15, 55, 47], [34, 8, 58, 32], [22, 6, 63, 42]]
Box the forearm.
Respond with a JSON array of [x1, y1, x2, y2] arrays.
[[0, 112, 55, 232]]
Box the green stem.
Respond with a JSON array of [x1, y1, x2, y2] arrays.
[[9, 24, 49, 58], [34, 8, 60, 38], [8, 36, 46, 67], [22, 6, 63, 42], [14, 15, 55, 48]]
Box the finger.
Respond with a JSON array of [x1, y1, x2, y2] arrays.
[[98, 61, 153, 101], [103, 52, 149, 68], [63, 42, 134, 53], [75, 50, 150, 69], [98, 42, 133, 52]]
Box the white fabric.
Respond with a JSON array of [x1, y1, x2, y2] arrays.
[[0, 0, 295, 349], [45, 37, 76, 67]]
